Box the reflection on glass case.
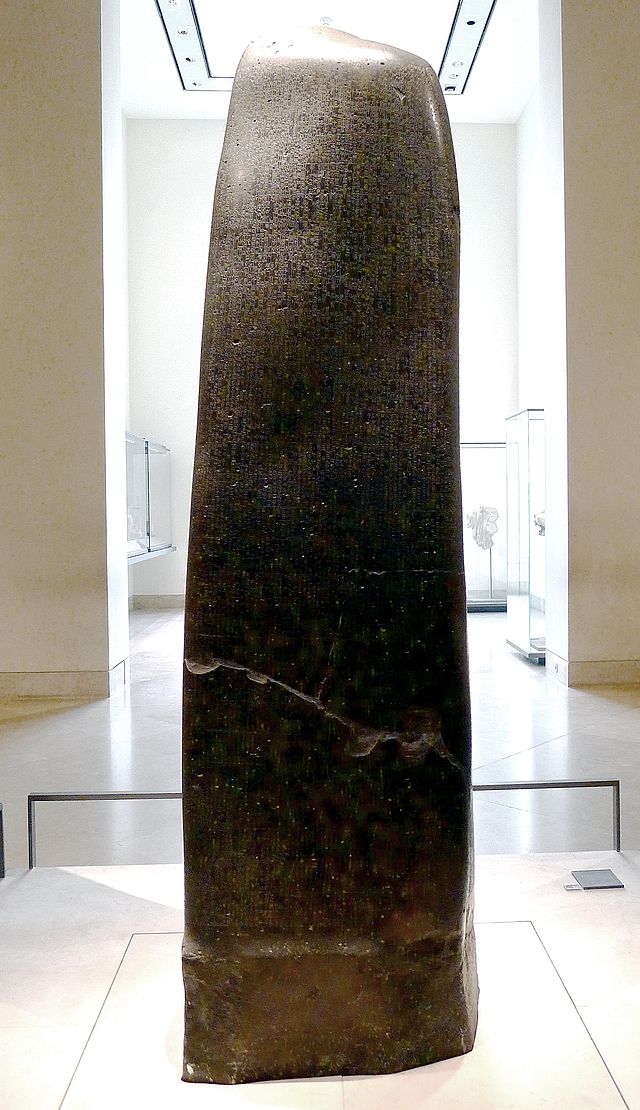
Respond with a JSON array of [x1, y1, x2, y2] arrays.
[[506, 409, 545, 661], [126, 432, 173, 561], [460, 443, 507, 610]]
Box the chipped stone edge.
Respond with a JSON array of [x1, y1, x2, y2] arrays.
[[185, 656, 467, 778]]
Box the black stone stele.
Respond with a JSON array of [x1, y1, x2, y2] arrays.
[[182, 24, 478, 1084]]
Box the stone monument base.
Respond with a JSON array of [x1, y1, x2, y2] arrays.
[[183, 930, 477, 1083]]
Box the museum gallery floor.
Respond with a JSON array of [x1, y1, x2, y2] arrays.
[[0, 851, 638, 1108], [2, 611, 640, 1105]]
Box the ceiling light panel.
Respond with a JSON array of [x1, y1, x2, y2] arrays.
[[438, 0, 497, 95], [155, 0, 459, 93], [155, 0, 234, 90], [194, 1, 454, 75]]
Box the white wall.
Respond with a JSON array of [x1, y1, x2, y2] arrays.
[[0, 0, 128, 696], [516, 70, 568, 421], [127, 118, 225, 598], [516, 22, 569, 667], [126, 119, 518, 597], [452, 124, 519, 442], [519, 0, 640, 685], [102, 0, 130, 671], [559, 0, 640, 680], [516, 86, 543, 410]]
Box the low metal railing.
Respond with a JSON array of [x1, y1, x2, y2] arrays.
[[25, 779, 621, 868], [472, 778, 621, 852], [27, 791, 181, 869]]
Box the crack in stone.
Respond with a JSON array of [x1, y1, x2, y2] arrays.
[[185, 656, 466, 777], [346, 568, 448, 577], [315, 610, 344, 702]]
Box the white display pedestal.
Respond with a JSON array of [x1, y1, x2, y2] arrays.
[[1, 852, 638, 1109]]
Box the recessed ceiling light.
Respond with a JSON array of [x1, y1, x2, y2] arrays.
[[438, 0, 497, 96], [155, 0, 235, 90]]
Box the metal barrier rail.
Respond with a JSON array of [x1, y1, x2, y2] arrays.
[[27, 791, 182, 869], [472, 779, 621, 851], [26, 779, 621, 868], [0, 803, 5, 879]]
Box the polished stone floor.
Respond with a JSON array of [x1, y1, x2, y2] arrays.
[[2, 851, 638, 1108], [0, 609, 638, 870]]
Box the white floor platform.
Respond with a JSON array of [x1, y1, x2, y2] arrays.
[[1, 851, 638, 1109]]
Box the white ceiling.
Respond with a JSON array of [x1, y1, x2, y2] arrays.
[[121, 0, 539, 124]]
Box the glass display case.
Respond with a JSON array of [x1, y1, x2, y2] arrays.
[[126, 433, 148, 558], [126, 432, 173, 561], [505, 409, 545, 661], [460, 442, 507, 610]]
